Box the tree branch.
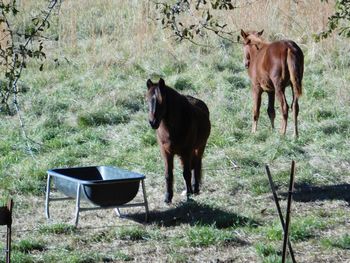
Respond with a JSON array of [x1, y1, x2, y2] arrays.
[[0, 0, 60, 157]]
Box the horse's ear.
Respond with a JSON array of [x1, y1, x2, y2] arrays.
[[258, 30, 264, 37], [159, 78, 165, 88], [147, 79, 153, 90], [240, 29, 248, 39], [156, 78, 165, 103]]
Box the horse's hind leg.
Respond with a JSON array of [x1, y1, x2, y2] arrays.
[[252, 87, 262, 133], [276, 88, 289, 135], [267, 91, 276, 129], [192, 149, 204, 194], [180, 153, 193, 199], [292, 97, 299, 138], [192, 158, 201, 194]]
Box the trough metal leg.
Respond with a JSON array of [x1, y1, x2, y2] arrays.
[[74, 184, 82, 227], [45, 174, 51, 219], [142, 180, 149, 222]]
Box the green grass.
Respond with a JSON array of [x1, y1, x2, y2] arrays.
[[255, 243, 288, 263], [38, 223, 76, 235], [2, 252, 35, 263], [77, 108, 130, 127], [84, 230, 116, 243], [166, 253, 188, 263], [0, 1, 349, 262], [13, 239, 46, 253], [42, 251, 108, 263], [0, 239, 45, 263], [113, 251, 134, 262], [174, 76, 194, 91], [116, 226, 152, 241], [321, 234, 350, 250], [259, 216, 328, 242], [176, 225, 240, 247]]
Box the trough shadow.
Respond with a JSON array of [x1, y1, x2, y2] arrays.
[[280, 183, 350, 204], [127, 200, 259, 229]]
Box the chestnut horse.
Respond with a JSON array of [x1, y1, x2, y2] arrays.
[[240, 30, 304, 137], [146, 78, 211, 203]]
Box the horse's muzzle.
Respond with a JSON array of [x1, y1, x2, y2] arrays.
[[149, 119, 160, 129]]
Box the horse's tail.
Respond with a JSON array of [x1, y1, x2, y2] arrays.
[[287, 42, 304, 98]]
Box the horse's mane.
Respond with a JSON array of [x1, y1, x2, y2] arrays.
[[163, 84, 182, 102]]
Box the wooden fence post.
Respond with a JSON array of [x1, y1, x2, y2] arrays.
[[0, 199, 13, 263]]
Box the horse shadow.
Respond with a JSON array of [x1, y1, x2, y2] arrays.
[[128, 200, 259, 229], [280, 183, 350, 204]]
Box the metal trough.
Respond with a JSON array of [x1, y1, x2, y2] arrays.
[[45, 166, 149, 226]]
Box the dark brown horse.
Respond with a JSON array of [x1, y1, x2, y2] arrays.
[[240, 29, 304, 137], [146, 78, 211, 203]]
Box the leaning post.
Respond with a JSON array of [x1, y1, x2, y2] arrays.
[[282, 161, 296, 263], [266, 163, 297, 263]]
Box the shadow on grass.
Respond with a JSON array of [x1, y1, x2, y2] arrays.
[[281, 183, 350, 204], [128, 200, 260, 229]]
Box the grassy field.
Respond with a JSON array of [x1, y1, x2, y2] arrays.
[[1, 0, 350, 262]]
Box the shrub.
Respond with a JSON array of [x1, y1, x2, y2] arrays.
[[77, 109, 130, 127], [174, 77, 194, 91]]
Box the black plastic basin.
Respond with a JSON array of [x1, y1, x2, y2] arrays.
[[48, 166, 145, 207]]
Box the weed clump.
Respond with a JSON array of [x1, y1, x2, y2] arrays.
[[174, 77, 194, 91], [77, 109, 130, 127], [13, 239, 46, 253], [38, 223, 76, 235], [116, 226, 151, 241], [182, 225, 240, 247], [321, 234, 350, 250]]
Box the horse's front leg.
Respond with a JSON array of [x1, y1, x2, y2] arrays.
[[163, 152, 174, 204]]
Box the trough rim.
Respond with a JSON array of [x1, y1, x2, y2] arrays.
[[47, 165, 146, 186]]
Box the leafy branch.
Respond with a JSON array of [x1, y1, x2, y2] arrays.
[[0, 0, 60, 113], [0, 0, 60, 156], [153, 0, 256, 45], [315, 0, 350, 41]]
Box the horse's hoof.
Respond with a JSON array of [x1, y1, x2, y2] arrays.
[[192, 185, 200, 195], [193, 189, 200, 195], [164, 197, 172, 204], [164, 193, 173, 204], [186, 194, 194, 202]]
